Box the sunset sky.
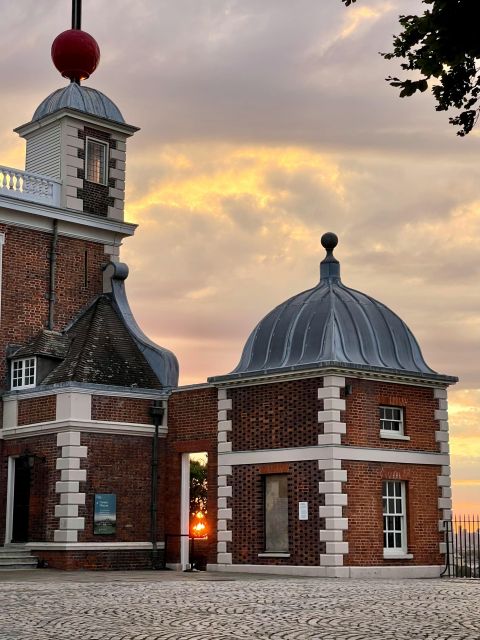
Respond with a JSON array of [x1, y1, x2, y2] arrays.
[[0, 0, 478, 513]]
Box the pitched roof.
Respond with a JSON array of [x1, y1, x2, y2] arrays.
[[42, 295, 162, 388]]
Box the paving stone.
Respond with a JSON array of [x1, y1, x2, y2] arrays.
[[0, 574, 478, 640]]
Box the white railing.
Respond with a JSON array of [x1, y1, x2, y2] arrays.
[[0, 165, 61, 207]]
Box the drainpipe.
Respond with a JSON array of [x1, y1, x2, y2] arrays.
[[47, 220, 58, 330], [149, 401, 164, 569]]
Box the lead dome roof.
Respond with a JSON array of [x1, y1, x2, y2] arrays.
[[210, 233, 456, 384], [32, 83, 125, 123]]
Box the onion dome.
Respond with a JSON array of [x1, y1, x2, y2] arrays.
[[210, 233, 456, 384], [32, 83, 125, 123]]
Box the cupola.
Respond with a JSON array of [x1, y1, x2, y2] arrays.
[[13, 1, 138, 221], [210, 233, 457, 384]]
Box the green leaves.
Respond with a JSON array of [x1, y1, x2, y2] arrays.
[[344, 0, 480, 135]]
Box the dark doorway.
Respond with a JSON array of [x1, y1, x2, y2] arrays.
[[12, 457, 31, 542]]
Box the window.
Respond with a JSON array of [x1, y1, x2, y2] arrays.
[[380, 406, 404, 435], [383, 480, 407, 555], [86, 138, 108, 185], [11, 358, 36, 390], [264, 474, 288, 553]]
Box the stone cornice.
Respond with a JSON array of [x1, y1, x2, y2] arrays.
[[0, 419, 167, 439]]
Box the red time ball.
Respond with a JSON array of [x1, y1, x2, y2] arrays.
[[51, 29, 100, 83]]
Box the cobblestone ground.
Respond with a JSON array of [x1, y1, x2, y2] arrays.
[[0, 572, 479, 640]]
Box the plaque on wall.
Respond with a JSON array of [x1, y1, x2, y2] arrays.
[[94, 494, 116, 535], [298, 501, 309, 520]]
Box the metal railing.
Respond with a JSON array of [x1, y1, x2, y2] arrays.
[[442, 516, 480, 578], [0, 165, 61, 207]]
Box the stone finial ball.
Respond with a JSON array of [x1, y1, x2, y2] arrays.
[[51, 29, 100, 82], [321, 232, 338, 251]]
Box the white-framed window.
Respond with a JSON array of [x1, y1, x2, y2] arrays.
[[11, 357, 36, 390], [264, 474, 289, 553], [86, 138, 108, 185], [380, 405, 404, 436], [383, 480, 407, 555]]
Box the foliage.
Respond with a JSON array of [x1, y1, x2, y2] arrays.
[[190, 459, 208, 517], [342, 0, 480, 135]]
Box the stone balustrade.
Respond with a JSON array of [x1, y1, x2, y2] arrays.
[[0, 165, 61, 207]]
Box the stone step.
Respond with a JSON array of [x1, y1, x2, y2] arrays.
[[0, 549, 33, 556], [0, 557, 38, 568], [0, 564, 38, 571]]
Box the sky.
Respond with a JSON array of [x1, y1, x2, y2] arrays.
[[0, 0, 479, 513]]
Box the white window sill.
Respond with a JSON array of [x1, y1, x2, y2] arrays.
[[383, 552, 413, 560], [380, 431, 410, 441], [258, 553, 290, 558]]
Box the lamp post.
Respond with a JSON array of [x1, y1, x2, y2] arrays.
[[149, 401, 164, 570]]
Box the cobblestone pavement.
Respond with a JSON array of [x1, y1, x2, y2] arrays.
[[0, 572, 479, 640]]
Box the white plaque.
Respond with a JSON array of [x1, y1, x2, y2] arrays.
[[298, 501, 308, 520]]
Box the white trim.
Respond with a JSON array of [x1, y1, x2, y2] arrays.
[[207, 563, 442, 579], [212, 366, 455, 390], [383, 553, 413, 560], [380, 431, 410, 441], [2, 385, 168, 401], [258, 553, 290, 558], [180, 453, 190, 570], [4, 457, 16, 544], [1, 419, 167, 439], [25, 542, 164, 551], [0, 196, 135, 238], [218, 445, 449, 467]]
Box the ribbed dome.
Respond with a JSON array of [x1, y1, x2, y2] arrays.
[[33, 83, 125, 123], [212, 233, 453, 383]]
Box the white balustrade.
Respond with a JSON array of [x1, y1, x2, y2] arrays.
[[0, 165, 61, 207]]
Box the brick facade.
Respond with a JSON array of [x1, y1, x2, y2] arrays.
[[0, 223, 106, 386], [342, 379, 439, 452], [231, 461, 320, 566], [230, 378, 321, 451], [0, 434, 58, 543], [79, 433, 156, 543], [17, 396, 56, 426], [91, 396, 153, 424], [166, 387, 218, 565], [343, 460, 443, 566]]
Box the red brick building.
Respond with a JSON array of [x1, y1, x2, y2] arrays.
[[0, 17, 456, 577]]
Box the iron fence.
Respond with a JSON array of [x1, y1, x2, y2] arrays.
[[442, 516, 480, 578]]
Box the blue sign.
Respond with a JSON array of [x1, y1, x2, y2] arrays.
[[94, 494, 116, 535]]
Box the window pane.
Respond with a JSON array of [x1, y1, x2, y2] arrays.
[[87, 140, 107, 184], [264, 474, 288, 552], [383, 480, 406, 551]]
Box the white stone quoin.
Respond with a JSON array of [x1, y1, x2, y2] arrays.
[[53, 431, 87, 543]]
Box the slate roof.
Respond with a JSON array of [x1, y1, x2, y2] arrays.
[[210, 233, 457, 384], [14, 262, 179, 390], [11, 330, 70, 360]]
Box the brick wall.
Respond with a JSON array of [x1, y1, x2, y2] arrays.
[[0, 223, 106, 386], [79, 433, 157, 543], [17, 396, 56, 426], [34, 550, 153, 571], [344, 460, 443, 566], [342, 379, 439, 451], [91, 396, 153, 424], [230, 377, 321, 451], [231, 461, 320, 566], [0, 434, 58, 543], [166, 387, 218, 564]]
